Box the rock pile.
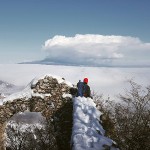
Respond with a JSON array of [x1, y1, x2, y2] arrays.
[[0, 75, 73, 150]]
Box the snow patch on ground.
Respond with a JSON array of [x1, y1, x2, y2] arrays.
[[7, 120, 43, 132], [72, 97, 118, 150]]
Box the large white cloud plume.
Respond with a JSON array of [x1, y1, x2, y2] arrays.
[[42, 34, 150, 67]]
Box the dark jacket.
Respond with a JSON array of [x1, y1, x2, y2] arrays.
[[83, 83, 91, 98]]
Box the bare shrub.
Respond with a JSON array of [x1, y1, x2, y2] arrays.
[[94, 81, 150, 150], [6, 124, 36, 150], [6, 119, 58, 150], [112, 81, 150, 150], [33, 118, 58, 150], [92, 92, 116, 137]]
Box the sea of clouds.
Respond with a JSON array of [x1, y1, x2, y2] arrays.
[[0, 64, 150, 100]]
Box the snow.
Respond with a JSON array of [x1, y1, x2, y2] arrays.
[[72, 97, 118, 150], [7, 120, 43, 133], [62, 93, 73, 98]]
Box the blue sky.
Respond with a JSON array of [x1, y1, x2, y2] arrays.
[[0, 0, 150, 64]]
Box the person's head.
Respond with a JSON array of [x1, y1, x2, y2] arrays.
[[83, 78, 88, 84]]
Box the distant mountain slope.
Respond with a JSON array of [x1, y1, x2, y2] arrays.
[[0, 80, 24, 96], [19, 58, 150, 68], [0, 80, 15, 88]]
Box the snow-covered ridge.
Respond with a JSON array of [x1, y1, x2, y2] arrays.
[[1, 74, 73, 105], [0, 74, 73, 149], [72, 97, 118, 150], [0, 80, 24, 96]]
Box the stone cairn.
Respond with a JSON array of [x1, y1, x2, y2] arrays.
[[0, 75, 74, 150]]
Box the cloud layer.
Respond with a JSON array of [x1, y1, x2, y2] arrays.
[[42, 34, 150, 67], [0, 64, 150, 99]]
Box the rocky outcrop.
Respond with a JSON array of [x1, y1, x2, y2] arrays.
[[0, 75, 73, 150], [0, 74, 119, 150]]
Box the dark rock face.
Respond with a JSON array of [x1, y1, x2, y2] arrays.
[[0, 75, 73, 150]]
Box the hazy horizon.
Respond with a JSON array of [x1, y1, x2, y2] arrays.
[[0, 64, 150, 100]]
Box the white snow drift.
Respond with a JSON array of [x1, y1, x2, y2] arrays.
[[72, 97, 118, 150]]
